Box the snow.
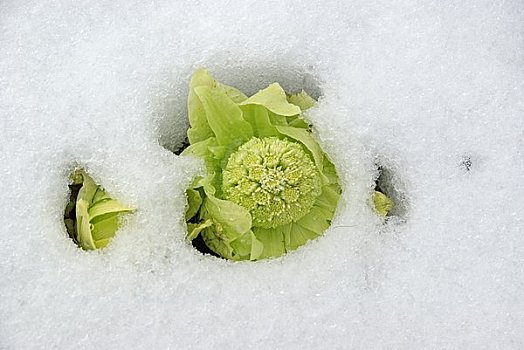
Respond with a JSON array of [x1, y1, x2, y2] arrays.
[[1, 0, 523, 348]]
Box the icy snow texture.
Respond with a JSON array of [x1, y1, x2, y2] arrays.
[[1, 0, 523, 348]]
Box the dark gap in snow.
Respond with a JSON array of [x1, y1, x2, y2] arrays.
[[375, 163, 408, 219]]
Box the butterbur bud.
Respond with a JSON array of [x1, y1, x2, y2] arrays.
[[65, 169, 133, 250], [182, 69, 342, 261]]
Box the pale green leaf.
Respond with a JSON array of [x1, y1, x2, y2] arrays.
[[76, 171, 98, 204], [285, 222, 319, 251], [219, 82, 248, 103], [315, 183, 342, 213], [229, 231, 253, 259], [90, 213, 120, 241], [287, 90, 316, 111], [76, 199, 96, 250], [253, 226, 286, 259], [208, 145, 227, 161], [230, 231, 264, 261], [295, 206, 330, 233], [201, 226, 235, 260], [88, 199, 133, 221], [194, 85, 253, 148], [322, 156, 340, 185], [187, 219, 213, 241], [267, 111, 289, 126], [181, 136, 217, 159], [185, 188, 203, 221], [91, 187, 111, 204], [240, 104, 280, 138], [94, 238, 111, 249], [249, 232, 264, 260], [373, 191, 394, 217], [203, 194, 252, 241], [287, 116, 310, 129], [239, 83, 301, 117], [187, 68, 216, 144]]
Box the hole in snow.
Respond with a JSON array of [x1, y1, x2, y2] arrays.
[[159, 63, 337, 260], [63, 167, 133, 251], [374, 162, 409, 220]]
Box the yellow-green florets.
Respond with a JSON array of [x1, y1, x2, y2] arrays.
[[222, 137, 322, 229]]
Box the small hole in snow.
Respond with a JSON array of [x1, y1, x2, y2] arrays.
[[374, 162, 409, 220]]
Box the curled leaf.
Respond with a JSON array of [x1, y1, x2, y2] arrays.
[[239, 83, 301, 116], [287, 90, 316, 111]]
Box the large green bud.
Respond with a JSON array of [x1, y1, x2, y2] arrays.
[[182, 68, 344, 261]]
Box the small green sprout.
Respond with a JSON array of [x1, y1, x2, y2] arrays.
[[64, 169, 133, 250], [372, 191, 394, 217]]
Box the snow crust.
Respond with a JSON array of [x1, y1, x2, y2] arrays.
[[1, 0, 523, 348]]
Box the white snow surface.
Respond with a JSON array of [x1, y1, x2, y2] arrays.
[[1, 0, 523, 348]]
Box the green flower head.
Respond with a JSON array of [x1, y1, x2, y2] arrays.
[[182, 69, 341, 261], [223, 137, 322, 228]]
